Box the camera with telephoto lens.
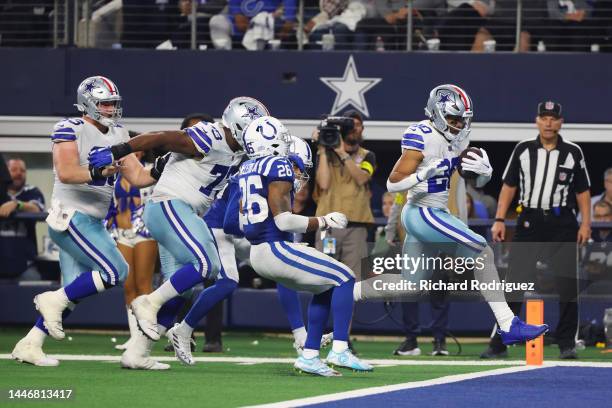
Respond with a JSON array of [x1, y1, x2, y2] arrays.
[[317, 116, 355, 148]]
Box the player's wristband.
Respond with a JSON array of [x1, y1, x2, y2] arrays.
[[494, 218, 505, 223], [110, 143, 132, 161], [89, 164, 106, 182]]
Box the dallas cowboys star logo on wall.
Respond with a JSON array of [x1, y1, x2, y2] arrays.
[[320, 56, 382, 117]]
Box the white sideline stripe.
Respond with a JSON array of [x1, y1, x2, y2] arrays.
[[2, 354, 612, 368], [246, 366, 542, 408]]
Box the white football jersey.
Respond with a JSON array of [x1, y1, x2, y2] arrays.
[[400, 119, 468, 210], [51, 117, 130, 219], [151, 121, 243, 216]]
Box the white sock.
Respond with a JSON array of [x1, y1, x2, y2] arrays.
[[56, 287, 70, 303], [302, 348, 319, 359], [126, 305, 137, 337], [177, 320, 194, 338], [491, 303, 514, 332], [158, 326, 167, 337], [25, 326, 47, 347], [147, 281, 179, 309], [475, 246, 515, 332], [332, 340, 348, 353], [292, 327, 307, 346]]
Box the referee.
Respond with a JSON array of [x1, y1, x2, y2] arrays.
[[481, 101, 592, 360]]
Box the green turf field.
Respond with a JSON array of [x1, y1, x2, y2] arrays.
[[1, 328, 610, 407]]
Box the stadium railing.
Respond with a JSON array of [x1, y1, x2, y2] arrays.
[[1, 0, 610, 52]]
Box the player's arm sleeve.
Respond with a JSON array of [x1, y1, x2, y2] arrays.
[[223, 183, 244, 237], [573, 145, 591, 194], [51, 120, 79, 143], [264, 158, 294, 183], [274, 211, 309, 233], [184, 122, 213, 156], [360, 151, 376, 176], [501, 144, 521, 187], [401, 131, 425, 152]]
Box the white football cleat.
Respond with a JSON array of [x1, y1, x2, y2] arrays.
[[120, 352, 170, 370], [130, 295, 160, 341], [166, 324, 195, 365], [120, 329, 169, 370], [33, 290, 68, 340], [12, 338, 59, 367]]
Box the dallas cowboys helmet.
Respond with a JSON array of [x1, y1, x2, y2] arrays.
[[288, 136, 313, 192], [425, 84, 473, 143], [242, 116, 292, 160], [75, 76, 122, 127], [222, 96, 269, 147]]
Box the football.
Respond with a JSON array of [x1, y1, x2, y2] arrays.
[[457, 147, 483, 179]]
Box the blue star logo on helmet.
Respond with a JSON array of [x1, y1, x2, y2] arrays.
[[84, 81, 96, 94], [437, 91, 453, 104], [242, 105, 262, 121]]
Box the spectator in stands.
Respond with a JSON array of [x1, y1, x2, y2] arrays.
[[209, 0, 296, 50], [306, 0, 366, 50], [0, 158, 45, 279], [438, 0, 495, 51], [472, 0, 549, 52], [582, 200, 612, 281], [592, 200, 612, 242], [546, 0, 593, 51], [169, 0, 228, 49], [591, 167, 612, 212], [122, 0, 178, 48]]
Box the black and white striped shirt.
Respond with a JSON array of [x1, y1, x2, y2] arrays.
[[502, 135, 590, 210]]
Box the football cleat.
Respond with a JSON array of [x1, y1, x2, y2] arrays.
[[130, 295, 160, 341], [294, 356, 341, 377], [326, 349, 373, 372], [166, 324, 196, 366], [12, 338, 59, 367], [498, 316, 549, 345], [33, 290, 68, 340], [120, 352, 170, 370], [293, 332, 335, 356]]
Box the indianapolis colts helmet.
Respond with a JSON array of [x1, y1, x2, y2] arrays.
[[75, 76, 122, 127], [288, 136, 313, 192], [425, 84, 473, 143], [242, 116, 292, 160], [222, 96, 269, 147]]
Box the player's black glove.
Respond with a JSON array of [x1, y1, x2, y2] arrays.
[[150, 153, 171, 181], [89, 164, 107, 182]]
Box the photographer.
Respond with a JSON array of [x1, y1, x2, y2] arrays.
[[313, 110, 376, 279]]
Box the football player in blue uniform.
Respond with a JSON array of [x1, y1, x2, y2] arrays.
[[236, 116, 372, 377]]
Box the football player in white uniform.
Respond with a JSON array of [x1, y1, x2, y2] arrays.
[[236, 116, 372, 376], [379, 84, 549, 345], [12, 76, 167, 368], [88, 97, 269, 366]]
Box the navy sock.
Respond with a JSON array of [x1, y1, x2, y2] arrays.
[[277, 284, 304, 331], [35, 307, 75, 335], [304, 289, 332, 351], [184, 279, 237, 328], [169, 263, 204, 294], [64, 272, 102, 302], [157, 296, 187, 330], [331, 280, 354, 342]]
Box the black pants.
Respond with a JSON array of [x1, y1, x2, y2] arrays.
[[402, 269, 450, 341], [489, 209, 579, 351]]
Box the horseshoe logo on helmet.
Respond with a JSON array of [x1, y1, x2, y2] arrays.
[[256, 120, 277, 140]]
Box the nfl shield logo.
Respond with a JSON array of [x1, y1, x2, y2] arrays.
[[559, 172, 567, 181], [545, 101, 555, 110]]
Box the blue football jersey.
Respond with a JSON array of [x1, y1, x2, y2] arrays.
[[238, 156, 295, 245], [223, 178, 243, 237], [203, 184, 230, 229]]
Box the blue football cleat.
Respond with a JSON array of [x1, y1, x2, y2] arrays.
[[294, 356, 342, 377], [498, 316, 549, 345], [326, 349, 373, 372]]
